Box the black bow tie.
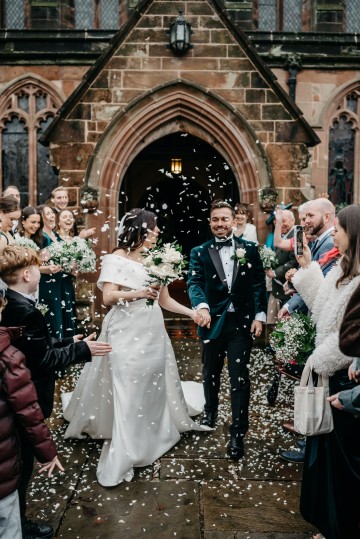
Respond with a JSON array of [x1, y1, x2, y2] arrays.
[[215, 238, 233, 250]]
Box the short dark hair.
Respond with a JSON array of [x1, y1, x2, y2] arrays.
[[210, 199, 235, 218], [116, 208, 157, 251]]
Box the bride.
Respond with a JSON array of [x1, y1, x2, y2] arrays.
[[64, 208, 211, 486]]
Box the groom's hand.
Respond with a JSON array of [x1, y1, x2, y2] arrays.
[[196, 308, 211, 328], [251, 320, 263, 338]]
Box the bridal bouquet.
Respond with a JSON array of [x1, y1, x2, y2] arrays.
[[46, 237, 96, 274], [14, 235, 40, 252], [270, 313, 316, 370], [142, 241, 187, 306], [259, 245, 278, 270]]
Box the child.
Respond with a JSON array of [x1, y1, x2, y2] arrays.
[[0, 294, 63, 539]]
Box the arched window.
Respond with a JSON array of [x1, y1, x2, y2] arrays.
[[0, 80, 61, 205], [328, 90, 360, 207]]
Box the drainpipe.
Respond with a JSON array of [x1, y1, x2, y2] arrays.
[[284, 53, 302, 102]]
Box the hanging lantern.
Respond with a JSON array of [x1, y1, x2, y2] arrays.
[[171, 158, 182, 175], [167, 11, 193, 55]]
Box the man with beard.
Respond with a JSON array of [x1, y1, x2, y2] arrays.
[[187, 200, 266, 460], [278, 198, 335, 464], [278, 198, 335, 319]]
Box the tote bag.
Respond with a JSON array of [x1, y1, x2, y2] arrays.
[[294, 359, 334, 436]]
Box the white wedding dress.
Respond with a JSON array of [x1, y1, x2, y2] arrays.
[[64, 254, 209, 487]]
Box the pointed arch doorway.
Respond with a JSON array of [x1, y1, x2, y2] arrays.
[[120, 133, 239, 259]]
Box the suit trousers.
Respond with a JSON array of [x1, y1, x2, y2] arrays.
[[201, 312, 252, 436]]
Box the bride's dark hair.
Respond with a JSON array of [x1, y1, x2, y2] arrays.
[[116, 208, 157, 251]]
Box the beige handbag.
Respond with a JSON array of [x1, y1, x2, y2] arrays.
[[294, 359, 334, 436]]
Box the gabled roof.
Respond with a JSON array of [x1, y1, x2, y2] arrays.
[[44, 0, 320, 146]]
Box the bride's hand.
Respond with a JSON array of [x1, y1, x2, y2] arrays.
[[141, 284, 160, 301]]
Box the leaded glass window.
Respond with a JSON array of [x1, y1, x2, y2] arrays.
[[283, 0, 302, 32], [345, 0, 360, 33], [0, 81, 60, 205], [259, 0, 277, 31]]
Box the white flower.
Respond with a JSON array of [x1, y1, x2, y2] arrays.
[[235, 247, 246, 259]]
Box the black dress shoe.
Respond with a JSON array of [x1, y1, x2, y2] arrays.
[[279, 448, 305, 463], [227, 434, 244, 460], [22, 519, 53, 539], [200, 411, 217, 428], [295, 437, 306, 450]]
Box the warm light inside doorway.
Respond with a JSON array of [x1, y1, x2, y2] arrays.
[[171, 158, 182, 174]]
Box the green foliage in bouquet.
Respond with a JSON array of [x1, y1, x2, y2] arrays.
[[269, 313, 316, 366]]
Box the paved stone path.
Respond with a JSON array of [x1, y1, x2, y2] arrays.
[[26, 320, 313, 538]]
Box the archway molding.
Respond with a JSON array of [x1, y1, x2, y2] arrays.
[[86, 80, 272, 247]]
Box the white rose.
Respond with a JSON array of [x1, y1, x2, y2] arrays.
[[163, 248, 182, 264], [235, 248, 246, 258], [150, 263, 178, 281]]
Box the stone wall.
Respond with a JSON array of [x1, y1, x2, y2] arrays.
[[48, 0, 315, 218]]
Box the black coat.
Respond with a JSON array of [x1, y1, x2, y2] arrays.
[[1, 289, 91, 418]]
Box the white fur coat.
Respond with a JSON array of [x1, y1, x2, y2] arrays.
[[292, 260, 360, 376]]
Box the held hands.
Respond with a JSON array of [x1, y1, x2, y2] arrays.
[[38, 456, 64, 478], [251, 320, 263, 338], [196, 308, 211, 328]]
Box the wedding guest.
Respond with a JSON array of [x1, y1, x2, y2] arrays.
[[37, 204, 70, 339], [290, 204, 360, 539], [274, 203, 309, 251], [50, 187, 95, 239], [0, 245, 112, 534], [0, 294, 64, 539], [331, 280, 360, 416], [64, 208, 211, 487], [15, 205, 44, 246], [233, 203, 258, 243], [0, 196, 21, 253], [187, 200, 267, 459], [266, 209, 297, 324], [2, 185, 21, 205], [54, 209, 77, 335], [278, 198, 335, 319]]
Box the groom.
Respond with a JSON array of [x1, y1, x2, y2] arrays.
[[187, 200, 266, 459]]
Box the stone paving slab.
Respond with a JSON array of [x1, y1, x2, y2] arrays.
[[202, 480, 312, 535]]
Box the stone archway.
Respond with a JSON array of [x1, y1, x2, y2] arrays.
[[85, 80, 272, 252]]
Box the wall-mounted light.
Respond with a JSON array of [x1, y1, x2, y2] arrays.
[[171, 158, 182, 175], [167, 10, 193, 55]]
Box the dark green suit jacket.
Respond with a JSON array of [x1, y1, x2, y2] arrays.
[[187, 237, 267, 340]]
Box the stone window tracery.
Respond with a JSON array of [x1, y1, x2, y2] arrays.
[[328, 90, 360, 207], [0, 82, 60, 205]]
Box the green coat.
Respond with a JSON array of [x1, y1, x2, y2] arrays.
[[187, 237, 267, 341]]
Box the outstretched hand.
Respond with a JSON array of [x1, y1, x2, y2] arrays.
[[38, 456, 64, 478], [83, 332, 112, 356]]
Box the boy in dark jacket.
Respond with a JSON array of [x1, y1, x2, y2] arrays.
[[0, 245, 111, 537], [0, 296, 63, 539]]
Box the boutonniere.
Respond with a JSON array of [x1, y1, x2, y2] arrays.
[[36, 302, 49, 316], [231, 247, 247, 266]]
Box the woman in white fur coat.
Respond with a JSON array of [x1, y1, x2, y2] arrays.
[[292, 204, 360, 539]]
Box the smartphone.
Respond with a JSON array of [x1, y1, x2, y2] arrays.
[[294, 225, 304, 256]]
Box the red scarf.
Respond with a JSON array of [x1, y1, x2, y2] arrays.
[[318, 247, 340, 266]]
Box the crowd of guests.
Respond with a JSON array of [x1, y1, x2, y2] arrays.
[[0, 190, 359, 539], [0, 186, 95, 340]]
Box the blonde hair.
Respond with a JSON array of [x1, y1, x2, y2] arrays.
[[0, 245, 40, 286]]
